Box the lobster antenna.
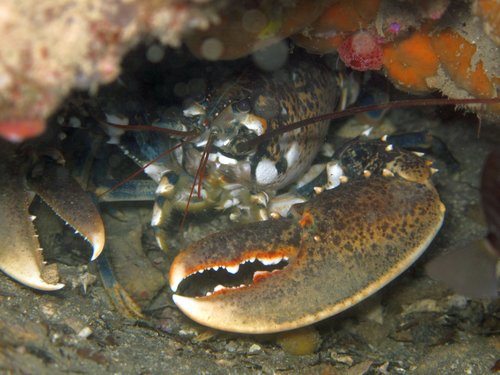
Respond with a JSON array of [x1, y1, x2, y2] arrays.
[[179, 132, 215, 230], [100, 121, 200, 138], [238, 97, 500, 152], [97, 134, 199, 198]]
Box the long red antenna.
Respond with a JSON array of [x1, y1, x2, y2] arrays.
[[97, 134, 199, 198], [238, 97, 500, 152], [100, 121, 200, 138], [179, 132, 215, 230]]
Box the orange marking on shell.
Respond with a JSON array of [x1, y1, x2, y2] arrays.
[[299, 211, 314, 228], [252, 269, 282, 284], [260, 117, 268, 133]]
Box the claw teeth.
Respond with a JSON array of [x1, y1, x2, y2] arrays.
[[214, 284, 225, 292], [225, 264, 239, 274], [209, 283, 249, 296], [171, 253, 291, 295], [260, 257, 284, 266]]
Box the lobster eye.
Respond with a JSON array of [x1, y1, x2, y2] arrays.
[[234, 99, 251, 113]]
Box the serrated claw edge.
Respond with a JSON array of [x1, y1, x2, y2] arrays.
[[0, 174, 64, 291], [28, 162, 105, 262], [0, 155, 104, 291]]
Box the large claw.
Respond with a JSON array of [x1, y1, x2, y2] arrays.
[[170, 177, 445, 333], [0, 158, 104, 291]]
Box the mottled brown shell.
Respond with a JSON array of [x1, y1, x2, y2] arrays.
[[171, 175, 445, 333]]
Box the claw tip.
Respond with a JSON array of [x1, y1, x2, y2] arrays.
[[90, 237, 105, 261]]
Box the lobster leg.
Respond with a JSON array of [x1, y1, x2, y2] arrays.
[[96, 254, 144, 319], [151, 171, 221, 251]]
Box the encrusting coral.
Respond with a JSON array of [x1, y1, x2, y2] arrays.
[[0, 0, 499, 142], [294, 0, 499, 115], [382, 29, 439, 93], [474, 0, 500, 45]]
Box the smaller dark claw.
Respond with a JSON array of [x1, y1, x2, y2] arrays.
[[0, 150, 105, 291], [0, 172, 65, 290], [28, 161, 105, 261]]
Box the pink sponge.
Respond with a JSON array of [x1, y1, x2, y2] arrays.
[[338, 31, 383, 71]]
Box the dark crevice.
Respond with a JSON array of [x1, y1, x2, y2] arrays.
[[177, 258, 289, 297]]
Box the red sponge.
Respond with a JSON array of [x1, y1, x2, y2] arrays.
[[338, 31, 383, 71]]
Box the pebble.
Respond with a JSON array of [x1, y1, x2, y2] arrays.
[[330, 351, 354, 366], [248, 343, 261, 354], [276, 326, 321, 355], [77, 327, 93, 339]]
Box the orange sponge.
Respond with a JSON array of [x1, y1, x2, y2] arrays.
[[382, 31, 439, 93], [474, 0, 500, 45], [311, 0, 380, 33], [431, 28, 497, 98], [185, 0, 330, 60], [292, 0, 380, 54]]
